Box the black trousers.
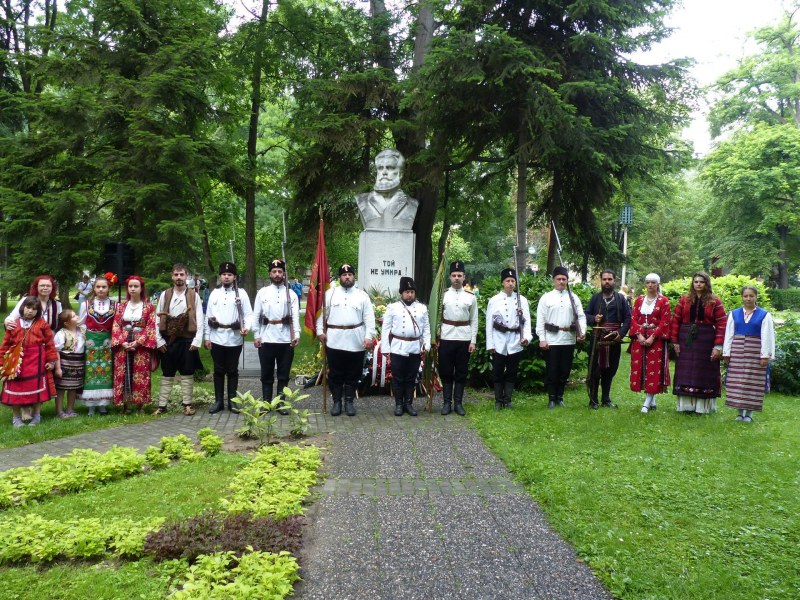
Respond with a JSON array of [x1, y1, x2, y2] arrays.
[[258, 343, 294, 388], [588, 343, 622, 401], [161, 337, 200, 377], [390, 353, 422, 389], [438, 339, 470, 384], [326, 347, 364, 389], [544, 344, 575, 396], [210, 344, 242, 376], [492, 351, 523, 385]]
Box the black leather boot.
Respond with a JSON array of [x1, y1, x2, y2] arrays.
[[494, 383, 504, 410], [588, 397, 599, 410], [453, 382, 466, 416], [330, 384, 343, 417], [441, 382, 453, 415], [344, 385, 356, 417], [548, 395, 557, 409], [601, 379, 617, 408], [227, 373, 240, 413], [276, 379, 290, 415], [394, 387, 404, 416], [404, 387, 418, 416], [209, 373, 225, 414], [503, 382, 515, 409]]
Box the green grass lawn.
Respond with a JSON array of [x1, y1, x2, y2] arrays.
[[470, 351, 799, 600], [0, 452, 249, 599]]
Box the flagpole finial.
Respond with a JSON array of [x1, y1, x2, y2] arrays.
[[318, 206, 323, 219]]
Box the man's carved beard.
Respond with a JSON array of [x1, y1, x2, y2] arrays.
[[271, 274, 284, 286], [403, 298, 414, 306], [340, 278, 354, 289], [374, 176, 400, 193]]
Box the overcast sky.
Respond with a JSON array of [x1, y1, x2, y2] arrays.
[[637, 0, 791, 154]]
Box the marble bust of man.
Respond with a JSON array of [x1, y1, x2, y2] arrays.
[[356, 149, 419, 231]]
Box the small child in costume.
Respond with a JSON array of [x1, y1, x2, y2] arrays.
[[53, 309, 86, 418], [0, 296, 58, 427]]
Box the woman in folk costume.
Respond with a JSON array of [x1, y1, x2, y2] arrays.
[[5, 274, 62, 333], [723, 286, 776, 423], [629, 273, 672, 413], [670, 271, 727, 414], [1, 297, 59, 427], [111, 275, 157, 413], [79, 273, 117, 415]]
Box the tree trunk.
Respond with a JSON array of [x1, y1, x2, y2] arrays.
[[777, 224, 789, 288], [189, 175, 214, 275], [243, 0, 269, 299], [515, 122, 529, 273]]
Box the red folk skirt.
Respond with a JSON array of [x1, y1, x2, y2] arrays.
[[1, 343, 55, 405]]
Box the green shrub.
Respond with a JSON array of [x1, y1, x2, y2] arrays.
[[769, 288, 800, 310], [199, 434, 224, 457], [221, 444, 321, 519], [0, 447, 146, 508], [145, 445, 172, 470], [168, 550, 300, 599], [0, 515, 164, 563], [159, 435, 202, 462], [661, 275, 772, 312], [468, 273, 593, 390], [770, 316, 800, 394]]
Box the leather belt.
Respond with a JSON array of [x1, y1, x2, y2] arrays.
[[442, 318, 469, 327], [391, 334, 421, 342], [493, 323, 520, 333], [544, 323, 575, 332], [261, 315, 290, 326], [326, 322, 364, 330]]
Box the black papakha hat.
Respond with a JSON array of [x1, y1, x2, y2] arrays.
[[500, 268, 516, 281], [339, 264, 355, 275], [450, 260, 465, 274], [399, 277, 416, 293], [552, 266, 569, 278], [269, 259, 286, 272], [219, 262, 237, 276]]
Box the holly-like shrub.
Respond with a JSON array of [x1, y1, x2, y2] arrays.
[[661, 275, 772, 312]]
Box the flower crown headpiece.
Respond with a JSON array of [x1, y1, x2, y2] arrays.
[[104, 272, 119, 286]]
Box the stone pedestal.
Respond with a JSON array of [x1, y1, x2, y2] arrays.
[[358, 230, 415, 297]]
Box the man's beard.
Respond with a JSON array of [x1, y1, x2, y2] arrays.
[[403, 298, 414, 306], [374, 177, 400, 193], [340, 278, 354, 289], [451, 280, 462, 289], [602, 284, 615, 294], [271, 275, 284, 286], [174, 280, 186, 288]]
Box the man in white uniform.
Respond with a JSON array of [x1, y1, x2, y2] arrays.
[[317, 264, 376, 417], [382, 276, 431, 416], [204, 262, 253, 414], [438, 260, 478, 416], [536, 266, 587, 409], [486, 268, 532, 409], [253, 259, 300, 413]]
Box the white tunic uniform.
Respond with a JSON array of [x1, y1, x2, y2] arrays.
[[203, 286, 253, 347], [440, 288, 478, 343], [316, 286, 376, 352], [535, 289, 586, 345], [486, 291, 532, 355], [155, 289, 204, 348], [253, 285, 300, 344], [382, 300, 431, 356]]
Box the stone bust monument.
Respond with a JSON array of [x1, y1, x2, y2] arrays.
[[356, 148, 419, 230]]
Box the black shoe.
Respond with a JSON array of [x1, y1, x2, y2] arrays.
[[454, 401, 466, 416], [331, 399, 342, 417], [556, 398, 566, 408], [503, 383, 514, 409], [345, 399, 356, 417], [588, 400, 599, 410], [404, 401, 418, 416], [494, 383, 504, 410], [441, 401, 452, 415], [227, 399, 240, 414], [209, 399, 225, 414], [548, 400, 556, 409], [601, 401, 618, 409], [394, 401, 404, 417]]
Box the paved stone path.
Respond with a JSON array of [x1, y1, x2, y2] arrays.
[[0, 381, 610, 600]]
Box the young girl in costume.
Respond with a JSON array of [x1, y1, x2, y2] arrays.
[[1, 296, 58, 427], [53, 309, 85, 418], [79, 274, 117, 415]]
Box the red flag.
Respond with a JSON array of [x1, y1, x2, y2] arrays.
[[304, 219, 330, 339]]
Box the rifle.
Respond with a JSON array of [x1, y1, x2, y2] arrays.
[[512, 245, 525, 344], [551, 221, 583, 339], [281, 211, 296, 343]]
